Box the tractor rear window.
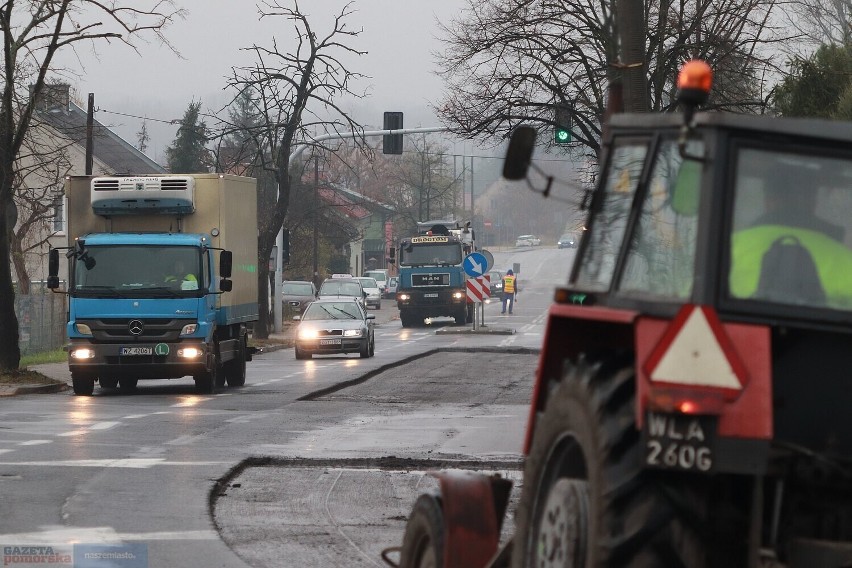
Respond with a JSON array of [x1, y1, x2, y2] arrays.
[[574, 140, 649, 291], [728, 147, 852, 310]]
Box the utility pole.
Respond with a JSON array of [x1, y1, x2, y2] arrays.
[[616, 0, 649, 113], [313, 155, 320, 289]]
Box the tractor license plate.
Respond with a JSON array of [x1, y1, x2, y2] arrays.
[[120, 346, 152, 356], [319, 339, 341, 346], [643, 413, 716, 472]]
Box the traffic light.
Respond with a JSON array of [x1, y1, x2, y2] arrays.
[[554, 103, 572, 144], [282, 228, 290, 265], [383, 111, 403, 154]]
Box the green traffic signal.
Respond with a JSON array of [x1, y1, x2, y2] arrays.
[[555, 127, 571, 144]]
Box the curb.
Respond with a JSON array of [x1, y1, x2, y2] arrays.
[[435, 327, 516, 335], [0, 382, 69, 397]]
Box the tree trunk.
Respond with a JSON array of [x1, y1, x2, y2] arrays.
[[10, 231, 30, 295], [0, 193, 21, 370]]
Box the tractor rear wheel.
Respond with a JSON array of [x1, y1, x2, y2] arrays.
[[400, 493, 444, 568], [511, 354, 708, 567]]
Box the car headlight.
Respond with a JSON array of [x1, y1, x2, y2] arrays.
[[75, 323, 93, 336], [299, 328, 319, 340], [343, 329, 363, 337]]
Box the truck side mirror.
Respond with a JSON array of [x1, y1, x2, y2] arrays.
[[47, 249, 60, 289], [219, 250, 233, 278], [219, 278, 233, 292], [387, 248, 395, 264]]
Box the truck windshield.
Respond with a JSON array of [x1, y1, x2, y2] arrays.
[[73, 245, 203, 296], [400, 243, 463, 266], [728, 147, 852, 311]]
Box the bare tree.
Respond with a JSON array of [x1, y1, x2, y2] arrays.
[[0, 1, 183, 371], [220, 0, 368, 337], [10, 125, 75, 294], [784, 0, 852, 48], [434, 0, 784, 158]]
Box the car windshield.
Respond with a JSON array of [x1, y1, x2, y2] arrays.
[[358, 278, 378, 288], [364, 271, 386, 282], [302, 302, 362, 321], [320, 281, 362, 296], [283, 283, 313, 295]]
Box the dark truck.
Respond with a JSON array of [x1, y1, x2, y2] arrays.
[[392, 61, 852, 567], [395, 222, 473, 327]]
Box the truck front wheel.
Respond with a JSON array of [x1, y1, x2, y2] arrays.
[[511, 355, 707, 567], [72, 373, 95, 396]]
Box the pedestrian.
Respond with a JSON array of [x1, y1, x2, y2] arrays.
[[501, 269, 517, 314]]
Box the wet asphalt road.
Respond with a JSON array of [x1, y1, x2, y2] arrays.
[[1, 246, 576, 567]]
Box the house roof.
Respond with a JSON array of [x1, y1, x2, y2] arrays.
[[36, 99, 165, 176]]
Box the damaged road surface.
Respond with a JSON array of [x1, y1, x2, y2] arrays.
[[213, 351, 534, 567]]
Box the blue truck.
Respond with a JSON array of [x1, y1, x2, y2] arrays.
[[48, 174, 258, 395], [394, 221, 474, 327]]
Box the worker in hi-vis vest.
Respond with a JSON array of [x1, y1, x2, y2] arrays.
[[501, 269, 517, 314]]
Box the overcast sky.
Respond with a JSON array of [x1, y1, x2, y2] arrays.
[[57, 0, 474, 165]]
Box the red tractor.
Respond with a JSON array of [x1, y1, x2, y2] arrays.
[[391, 62, 852, 567]]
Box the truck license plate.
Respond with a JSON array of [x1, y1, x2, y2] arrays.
[[643, 412, 716, 472], [120, 347, 152, 356], [424, 293, 439, 298], [320, 339, 341, 346]]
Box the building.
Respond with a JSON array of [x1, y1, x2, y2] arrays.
[[13, 84, 165, 288]]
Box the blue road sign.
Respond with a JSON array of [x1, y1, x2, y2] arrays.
[[463, 252, 488, 277]]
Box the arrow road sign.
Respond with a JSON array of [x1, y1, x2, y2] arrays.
[[463, 252, 488, 277]]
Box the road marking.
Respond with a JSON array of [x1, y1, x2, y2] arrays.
[[0, 459, 228, 468], [123, 414, 151, 419], [0, 449, 13, 456], [57, 430, 88, 437], [0, 526, 219, 543], [89, 421, 120, 431], [18, 440, 52, 446]]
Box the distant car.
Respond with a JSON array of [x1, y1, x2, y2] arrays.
[[385, 276, 399, 298], [281, 280, 317, 315], [355, 276, 382, 309], [557, 233, 577, 249], [515, 234, 542, 247], [318, 278, 366, 306], [487, 270, 504, 296], [293, 298, 375, 360], [364, 269, 389, 294]]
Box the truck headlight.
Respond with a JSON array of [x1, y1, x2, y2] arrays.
[[398, 293, 410, 301], [180, 323, 198, 336], [343, 329, 363, 337], [177, 347, 203, 358], [75, 323, 93, 336], [70, 348, 95, 359], [452, 291, 464, 299]]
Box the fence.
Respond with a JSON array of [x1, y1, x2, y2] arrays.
[[13, 292, 67, 355]]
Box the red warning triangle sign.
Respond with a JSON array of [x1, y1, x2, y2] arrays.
[[643, 305, 747, 392]]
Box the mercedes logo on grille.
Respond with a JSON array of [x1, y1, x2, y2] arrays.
[[128, 319, 145, 336]]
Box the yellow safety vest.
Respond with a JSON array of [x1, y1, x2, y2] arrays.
[[730, 224, 852, 308], [503, 275, 516, 294]]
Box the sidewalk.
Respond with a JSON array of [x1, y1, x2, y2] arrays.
[[0, 363, 70, 397]]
